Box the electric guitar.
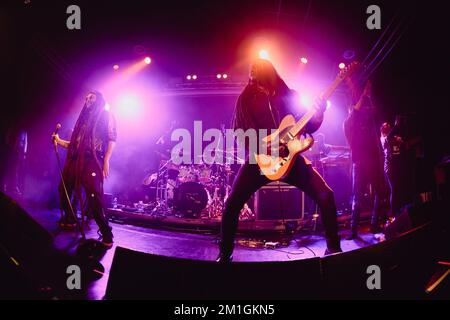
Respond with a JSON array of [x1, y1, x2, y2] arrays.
[[255, 62, 359, 180]]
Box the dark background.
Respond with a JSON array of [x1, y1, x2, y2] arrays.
[[1, 0, 449, 204]]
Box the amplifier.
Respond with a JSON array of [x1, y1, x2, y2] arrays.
[[254, 182, 304, 220]]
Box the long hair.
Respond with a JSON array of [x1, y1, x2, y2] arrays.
[[66, 91, 107, 210], [68, 90, 106, 159], [232, 59, 290, 130]]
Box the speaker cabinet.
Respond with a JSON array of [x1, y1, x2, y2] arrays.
[[254, 182, 303, 220]]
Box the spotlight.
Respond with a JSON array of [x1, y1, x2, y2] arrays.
[[339, 62, 346, 70], [192, 75, 197, 80], [216, 74, 222, 79], [113, 64, 119, 71], [300, 94, 312, 109], [186, 75, 192, 80], [300, 57, 308, 64], [258, 49, 270, 60], [144, 57, 152, 64], [222, 73, 228, 79]]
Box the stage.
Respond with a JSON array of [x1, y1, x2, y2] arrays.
[[24, 205, 380, 300]]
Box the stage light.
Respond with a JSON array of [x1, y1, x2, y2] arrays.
[[300, 57, 308, 64], [113, 64, 119, 71], [105, 103, 111, 111], [216, 74, 222, 79], [300, 94, 312, 109], [259, 49, 270, 60], [192, 75, 197, 80], [144, 57, 152, 64], [222, 73, 228, 79], [339, 62, 346, 70], [186, 75, 192, 80]]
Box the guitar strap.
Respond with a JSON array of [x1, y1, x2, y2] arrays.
[[267, 96, 279, 128]]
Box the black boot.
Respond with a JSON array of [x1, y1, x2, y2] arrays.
[[324, 236, 342, 255], [100, 226, 114, 248], [216, 241, 233, 263], [216, 252, 233, 263]]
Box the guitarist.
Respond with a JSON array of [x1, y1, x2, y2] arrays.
[[217, 59, 342, 262]]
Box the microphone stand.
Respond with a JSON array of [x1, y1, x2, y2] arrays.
[[52, 128, 86, 240]]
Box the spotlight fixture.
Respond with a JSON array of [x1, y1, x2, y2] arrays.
[[300, 57, 308, 64], [192, 75, 197, 80], [216, 74, 222, 79], [144, 57, 151, 64], [222, 73, 228, 79], [339, 62, 346, 70], [186, 75, 192, 80], [258, 49, 270, 60], [113, 64, 119, 70]]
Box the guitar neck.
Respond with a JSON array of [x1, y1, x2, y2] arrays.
[[289, 75, 345, 137]]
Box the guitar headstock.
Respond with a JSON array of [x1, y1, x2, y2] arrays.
[[338, 61, 360, 80]]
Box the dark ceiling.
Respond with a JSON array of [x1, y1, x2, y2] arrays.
[[2, 0, 449, 161]]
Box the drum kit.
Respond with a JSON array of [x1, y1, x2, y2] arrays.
[[142, 150, 254, 220]]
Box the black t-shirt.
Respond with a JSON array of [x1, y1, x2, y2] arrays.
[[343, 106, 382, 166]]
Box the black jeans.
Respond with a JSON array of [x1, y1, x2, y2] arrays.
[[220, 157, 339, 254], [386, 159, 415, 217], [58, 156, 112, 237], [350, 162, 384, 231]]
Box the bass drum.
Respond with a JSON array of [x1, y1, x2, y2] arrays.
[[173, 182, 208, 216]]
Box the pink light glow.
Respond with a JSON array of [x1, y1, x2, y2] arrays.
[[300, 57, 308, 64], [144, 57, 152, 64], [117, 93, 140, 118], [339, 62, 346, 70], [300, 94, 313, 109]]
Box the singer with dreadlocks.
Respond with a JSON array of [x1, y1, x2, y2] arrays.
[[216, 59, 342, 262], [52, 91, 116, 247]]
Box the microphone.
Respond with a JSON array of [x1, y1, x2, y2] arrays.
[[52, 123, 62, 145], [55, 123, 62, 134]]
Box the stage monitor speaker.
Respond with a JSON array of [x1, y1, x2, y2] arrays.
[[321, 222, 434, 299], [0, 192, 55, 298], [105, 246, 322, 299], [0, 192, 99, 299], [254, 182, 303, 220]]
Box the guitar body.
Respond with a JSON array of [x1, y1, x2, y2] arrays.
[[254, 61, 358, 181], [255, 114, 314, 181]]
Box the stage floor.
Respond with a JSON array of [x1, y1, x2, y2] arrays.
[[24, 206, 380, 300]]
